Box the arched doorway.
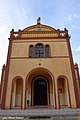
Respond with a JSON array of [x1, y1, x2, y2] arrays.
[[10, 77, 23, 109], [57, 76, 70, 108], [32, 76, 48, 106], [25, 68, 55, 108]]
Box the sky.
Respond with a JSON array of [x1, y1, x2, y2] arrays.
[[0, 0, 80, 79]]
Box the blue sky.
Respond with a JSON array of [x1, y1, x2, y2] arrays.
[[0, 0, 80, 78]]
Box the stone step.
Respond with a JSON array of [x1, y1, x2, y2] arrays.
[[0, 108, 80, 120]]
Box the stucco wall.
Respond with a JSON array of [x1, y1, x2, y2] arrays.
[[11, 39, 68, 57], [5, 37, 76, 108]]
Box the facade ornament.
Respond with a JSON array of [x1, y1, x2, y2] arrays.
[[37, 17, 41, 24]]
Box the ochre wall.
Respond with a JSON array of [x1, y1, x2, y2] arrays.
[[11, 39, 68, 57], [5, 37, 76, 108]]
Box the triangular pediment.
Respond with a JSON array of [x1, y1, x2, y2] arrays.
[[22, 23, 57, 32]]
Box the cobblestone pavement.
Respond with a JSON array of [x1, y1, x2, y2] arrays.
[[0, 108, 80, 120]]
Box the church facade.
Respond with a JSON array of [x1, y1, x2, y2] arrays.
[[0, 19, 80, 109]]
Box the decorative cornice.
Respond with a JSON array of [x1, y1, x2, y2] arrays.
[[9, 25, 70, 40], [9, 31, 70, 40]]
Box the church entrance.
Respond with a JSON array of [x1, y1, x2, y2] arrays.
[[33, 76, 48, 106]]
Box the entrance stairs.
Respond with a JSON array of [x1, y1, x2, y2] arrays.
[[0, 108, 80, 120]]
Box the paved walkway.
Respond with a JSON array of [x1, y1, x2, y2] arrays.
[[0, 108, 80, 120]]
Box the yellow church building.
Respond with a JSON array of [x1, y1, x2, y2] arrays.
[[0, 18, 80, 109]]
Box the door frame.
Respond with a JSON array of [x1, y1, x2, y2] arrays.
[[31, 75, 50, 106]]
